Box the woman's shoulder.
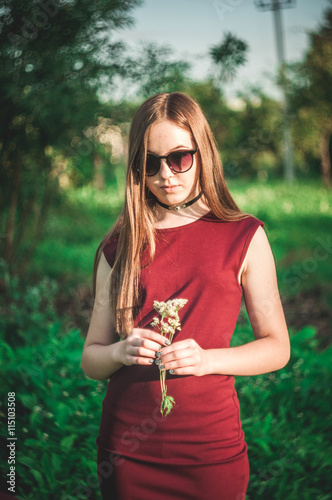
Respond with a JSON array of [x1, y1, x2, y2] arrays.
[[204, 211, 264, 230], [236, 214, 264, 232], [199, 213, 265, 257]]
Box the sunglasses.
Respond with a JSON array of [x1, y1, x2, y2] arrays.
[[145, 147, 198, 176]]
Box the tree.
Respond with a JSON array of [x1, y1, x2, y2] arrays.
[[126, 41, 191, 99], [185, 79, 239, 176], [285, 2, 332, 187], [210, 32, 248, 84], [234, 87, 283, 179], [0, 0, 142, 264]]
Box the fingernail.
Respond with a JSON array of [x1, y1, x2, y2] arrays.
[[148, 359, 154, 364], [159, 365, 165, 370], [156, 351, 162, 358], [165, 340, 171, 346], [169, 369, 175, 374], [155, 359, 161, 365]]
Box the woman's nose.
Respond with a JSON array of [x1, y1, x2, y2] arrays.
[[159, 159, 174, 179]]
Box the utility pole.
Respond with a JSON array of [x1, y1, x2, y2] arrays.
[[255, 0, 296, 182]]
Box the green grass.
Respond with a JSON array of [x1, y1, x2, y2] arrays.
[[229, 179, 332, 292], [29, 179, 332, 296]]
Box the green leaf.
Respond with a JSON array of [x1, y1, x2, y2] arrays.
[[51, 453, 62, 472], [20, 456, 37, 468], [161, 394, 176, 417], [253, 437, 271, 454], [60, 434, 76, 450], [263, 412, 273, 433], [19, 393, 36, 409], [0, 339, 14, 359], [24, 438, 41, 447], [20, 457, 45, 487], [291, 326, 316, 345], [30, 467, 44, 486]]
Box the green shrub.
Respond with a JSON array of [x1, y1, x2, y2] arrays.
[[233, 320, 332, 499], [0, 259, 59, 347], [0, 266, 106, 499]]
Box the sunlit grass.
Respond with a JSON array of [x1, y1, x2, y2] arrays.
[[229, 179, 332, 293], [229, 179, 331, 220]]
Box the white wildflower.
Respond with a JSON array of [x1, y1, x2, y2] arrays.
[[153, 298, 188, 319], [168, 318, 180, 329], [150, 317, 160, 328], [161, 322, 171, 334], [153, 301, 168, 317]]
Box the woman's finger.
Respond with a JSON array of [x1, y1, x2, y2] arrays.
[[127, 344, 158, 359], [122, 347, 155, 366], [130, 355, 155, 366], [130, 328, 170, 348], [131, 337, 166, 354], [161, 348, 193, 364], [160, 338, 197, 355], [168, 366, 195, 376], [163, 354, 199, 370]]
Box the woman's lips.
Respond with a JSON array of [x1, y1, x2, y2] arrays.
[[161, 185, 179, 192]]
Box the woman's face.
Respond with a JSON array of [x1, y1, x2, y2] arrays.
[[145, 120, 201, 208]]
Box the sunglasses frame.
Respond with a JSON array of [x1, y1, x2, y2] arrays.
[[145, 147, 198, 177]]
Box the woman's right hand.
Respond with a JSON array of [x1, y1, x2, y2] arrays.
[[116, 328, 169, 367]]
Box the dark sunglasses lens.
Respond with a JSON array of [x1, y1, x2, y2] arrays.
[[168, 151, 193, 172], [146, 155, 159, 176]]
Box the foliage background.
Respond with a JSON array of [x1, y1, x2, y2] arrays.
[[0, 1, 332, 499]]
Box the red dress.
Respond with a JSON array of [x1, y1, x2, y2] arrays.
[[96, 212, 264, 500]]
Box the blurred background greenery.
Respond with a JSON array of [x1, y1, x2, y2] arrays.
[[0, 0, 331, 499]]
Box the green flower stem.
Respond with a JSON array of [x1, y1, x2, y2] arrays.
[[150, 298, 188, 417]]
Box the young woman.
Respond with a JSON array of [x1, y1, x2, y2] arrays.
[[81, 92, 290, 500]]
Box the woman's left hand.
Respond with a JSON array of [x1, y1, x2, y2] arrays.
[[157, 339, 207, 377]]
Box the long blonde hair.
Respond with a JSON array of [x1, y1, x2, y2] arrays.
[[93, 92, 247, 337]]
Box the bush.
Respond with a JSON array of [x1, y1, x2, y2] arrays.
[[233, 319, 332, 499], [0, 265, 106, 499], [0, 259, 59, 347]]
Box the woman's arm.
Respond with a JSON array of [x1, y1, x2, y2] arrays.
[[159, 227, 291, 377], [81, 253, 170, 380]]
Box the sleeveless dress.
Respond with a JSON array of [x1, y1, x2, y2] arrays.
[[96, 212, 264, 500]]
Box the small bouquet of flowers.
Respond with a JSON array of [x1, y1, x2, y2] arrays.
[[150, 298, 188, 417]]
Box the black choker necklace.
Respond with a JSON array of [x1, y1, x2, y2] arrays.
[[156, 192, 203, 211]]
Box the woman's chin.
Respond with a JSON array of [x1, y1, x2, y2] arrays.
[[158, 195, 186, 207]]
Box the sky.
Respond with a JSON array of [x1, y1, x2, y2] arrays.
[[118, 0, 330, 103]]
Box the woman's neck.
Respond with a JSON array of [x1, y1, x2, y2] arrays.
[[153, 198, 210, 229]]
